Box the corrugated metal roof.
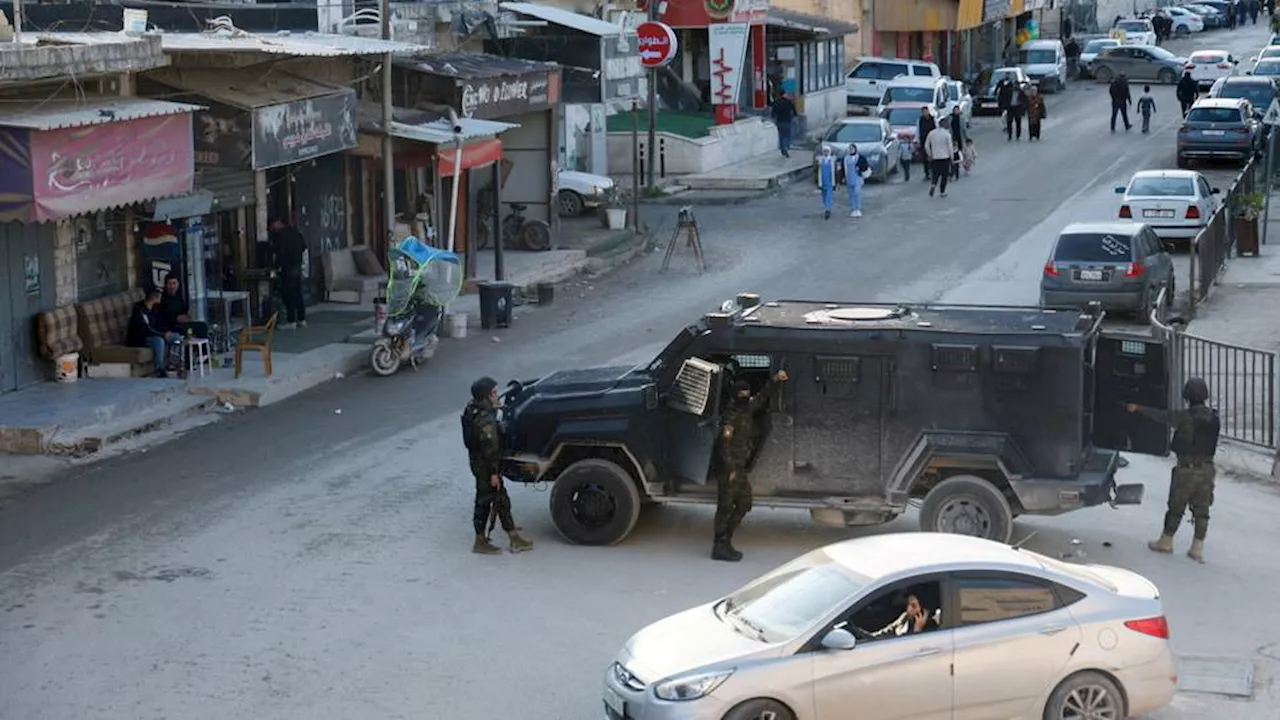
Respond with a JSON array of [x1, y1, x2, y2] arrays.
[[395, 52, 560, 79], [30, 32, 148, 47], [146, 67, 346, 110], [499, 3, 625, 36], [158, 30, 426, 57], [0, 97, 205, 131]]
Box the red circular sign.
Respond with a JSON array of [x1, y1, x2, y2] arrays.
[[636, 21, 678, 69]]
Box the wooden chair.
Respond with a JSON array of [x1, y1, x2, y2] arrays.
[[234, 312, 278, 379]]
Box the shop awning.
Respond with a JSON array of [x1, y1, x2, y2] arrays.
[[357, 102, 520, 143], [395, 52, 563, 121], [498, 2, 625, 36], [766, 8, 860, 37], [0, 98, 199, 223], [145, 67, 346, 110]]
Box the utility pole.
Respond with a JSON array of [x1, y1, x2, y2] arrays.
[[380, 0, 396, 249], [1264, 127, 1275, 246], [12, 0, 21, 43], [645, 0, 658, 190]]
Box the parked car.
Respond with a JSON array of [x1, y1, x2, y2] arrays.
[[878, 102, 934, 146], [1182, 4, 1225, 29], [1177, 97, 1262, 167], [1115, 169, 1220, 243], [557, 169, 615, 217], [811, 117, 901, 183], [946, 79, 973, 127], [1208, 76, 1279, 118], [603, 534, 1177, 720], [873, 75, 951, 118], [1090, 45, 1188, 84], [1251, 58, 1280, 78], [1186, 49, 1238, 89], [1041, 221, 1175, 323], [1079, 37, 1120, 78], [846, 57, 941, 107], [1250, 45, 1280, 66], [1018, 39, 1069, 93], [1164, 5, 1205, 34], [972, 66, 1031, 114], [1113, 18, 1159, 46]]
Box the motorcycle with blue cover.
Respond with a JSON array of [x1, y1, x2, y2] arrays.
[[369, 236, 463, 377]]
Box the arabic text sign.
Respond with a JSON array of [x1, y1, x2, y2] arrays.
[[637, 21, 678, 69], [29, 114, 194, 222], [252, 90, 357, 170], [458, 72, 558, 119], [708, 23, 750, 106]]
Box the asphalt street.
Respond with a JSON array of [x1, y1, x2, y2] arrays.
[[2, 23, 1279, 720]]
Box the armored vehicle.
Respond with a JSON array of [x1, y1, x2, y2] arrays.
[[497, 295, 1174, 546]]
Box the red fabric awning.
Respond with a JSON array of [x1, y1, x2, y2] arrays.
[[435, 138, 503, 176]]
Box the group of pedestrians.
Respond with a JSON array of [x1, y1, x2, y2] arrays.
[[994, 78, 1048, 141]]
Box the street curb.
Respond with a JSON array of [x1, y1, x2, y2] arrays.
[[1215, 439, 1279, 484], [638, 164, 811, 206]]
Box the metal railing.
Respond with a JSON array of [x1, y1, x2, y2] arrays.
[[1188, 158, 1262, 312], [1177, 331, 1277, 449]]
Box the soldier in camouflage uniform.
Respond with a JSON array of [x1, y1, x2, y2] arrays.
[[1125, 377, 1220, 563], [712, 369, 789, 562], [462, 376, 534, 555]]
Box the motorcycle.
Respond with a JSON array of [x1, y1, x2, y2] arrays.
[[369, 236, 463, 377]]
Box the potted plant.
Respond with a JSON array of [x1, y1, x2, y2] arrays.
[[1234, 191, 1264, 256], [600, 187, 628, 230]]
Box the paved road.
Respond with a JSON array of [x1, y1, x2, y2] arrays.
[[2, 24, 1279, 720]]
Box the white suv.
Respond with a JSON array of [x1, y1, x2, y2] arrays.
[[846, 57, 941, 107]]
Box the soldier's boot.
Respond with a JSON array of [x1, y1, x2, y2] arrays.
[[711, 537, 743, 562], [1187, 539, 1206, 563], [472, 534, 502, 555], [507, 531, 534, 553], [1147, 534, 1175, 554]]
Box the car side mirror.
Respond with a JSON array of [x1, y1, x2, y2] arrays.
[[820, 628, 857, 651], [1211, 187, 1221, 194], [1114, 185, 1127, 194]]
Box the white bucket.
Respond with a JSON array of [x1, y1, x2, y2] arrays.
[[605, 207, 627, 230], [444, 312, 468, 339], [55, 353, 79, 383]]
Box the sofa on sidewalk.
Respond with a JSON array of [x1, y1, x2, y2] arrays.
[[75, 288, 154, 377], [321, 245, 385, 304], [36, 305, 84, 363]]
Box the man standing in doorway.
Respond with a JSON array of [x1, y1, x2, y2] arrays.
[[771, 92, 797, 158], [269, 218, 307, 329]]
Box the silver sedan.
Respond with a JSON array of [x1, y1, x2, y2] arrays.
[[809, 117, 901, 183], [602, 533, 1176, 720]]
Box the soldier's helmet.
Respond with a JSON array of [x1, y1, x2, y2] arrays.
[[471, 376, 498, 401], [1182, 377, 1210, 404], [731, 380, 751, 396]]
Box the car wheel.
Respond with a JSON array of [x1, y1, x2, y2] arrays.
[[549, 458, 642, 545], [919, 475, 1015, 543], [1043, 671, 1126, 720], [557, 189, 585, 217], [724, 699, 797, 720], [1159, 68, 1177, 84], [1095, 66, 1114, 83], [1176, 25, 1190, 37]]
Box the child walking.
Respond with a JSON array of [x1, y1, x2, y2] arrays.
[[1138, 86, 1157, 134], [962, 139, 977, 174], [899, 135, 913, 181]]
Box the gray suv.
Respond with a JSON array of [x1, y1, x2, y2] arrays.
[[1040, 222, 1175, 323]]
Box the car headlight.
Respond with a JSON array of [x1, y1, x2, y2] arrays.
[[593, 184, 608, 195], [653, 669, 734, 701]]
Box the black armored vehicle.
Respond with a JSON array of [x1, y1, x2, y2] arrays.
[[497, 295, 1174, 546]]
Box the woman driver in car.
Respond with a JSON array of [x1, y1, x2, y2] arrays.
[[871, 594, 939, 637]]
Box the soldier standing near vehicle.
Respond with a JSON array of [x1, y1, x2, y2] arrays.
[[713, 370, 789, 562], [463, 376, 535, 555], [1125, 377, 1220, 563]]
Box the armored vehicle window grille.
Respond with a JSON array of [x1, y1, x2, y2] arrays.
[[814, 356, 860, 397], [992, 346, 1039, 375], [667, 357, 720, 416], [932, 344, 979, 372], [1119, 340, 1147, 357], [732, 354, 772, 369]]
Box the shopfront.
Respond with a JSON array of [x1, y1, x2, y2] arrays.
[[395, 53, 563, 274], [0, 98, 198, 393], [495, 3, 644, 176], [142, 67, 359, 311], [765, 9, 859, 135]]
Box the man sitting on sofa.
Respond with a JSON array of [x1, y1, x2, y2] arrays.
[[127, 289, 179, 378]]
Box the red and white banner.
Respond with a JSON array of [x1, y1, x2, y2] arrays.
[[709, 22, 750, 119]]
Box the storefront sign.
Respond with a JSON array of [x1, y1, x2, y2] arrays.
[[190, 99, 252, 169], [457, 72, 559, 120], [8, 114, 196, 223], [708, 22, 750, 120], [251, 90, 357, 170], [602, 32, 645, 101], [729, 0, 770, 23], [637, 21, 679, 68], [983, 0, 1011, 22]]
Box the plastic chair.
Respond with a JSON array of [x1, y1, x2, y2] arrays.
[[234, 312, 278, 378], [185, 337, 212, 377]]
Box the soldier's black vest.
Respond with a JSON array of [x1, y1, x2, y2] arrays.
[[461, 403, 482, 453], [1171, 405, 1221, 459]]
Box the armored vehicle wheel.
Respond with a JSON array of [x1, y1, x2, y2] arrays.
[[549, 458, 642, 546], [919, 475, 1014, 543]]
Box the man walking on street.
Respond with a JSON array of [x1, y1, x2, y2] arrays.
[[917, 107, 937, 182], [462, 376, 535, 555], [925, 123, 954, 198], [1065, 37, 1081, 79], [1138, 85, 1157, 133], [947, 106, 968, 179], [771, 91, 797, 158], [269, 218, 307, 329], [1110, 73, 1133, 132], [1126, 378, 1220, 563], [1177, 69, 1199, 117], [1006, 81, 1028, 140], [713, 371, 789, 561]]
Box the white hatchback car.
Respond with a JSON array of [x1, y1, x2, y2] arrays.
[[1113, 18, 1158, 46], [1186, 49, 1237, 89], [1116, 169, 1220, 242], [603, 534, 1177, 720]]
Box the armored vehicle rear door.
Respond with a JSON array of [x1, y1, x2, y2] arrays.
[[662, 357, 724, 484], [792, 355, 887, 492], [1090, 330, 1172, 456]]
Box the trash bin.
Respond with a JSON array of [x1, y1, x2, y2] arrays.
[[477, 281, 513, 330]]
